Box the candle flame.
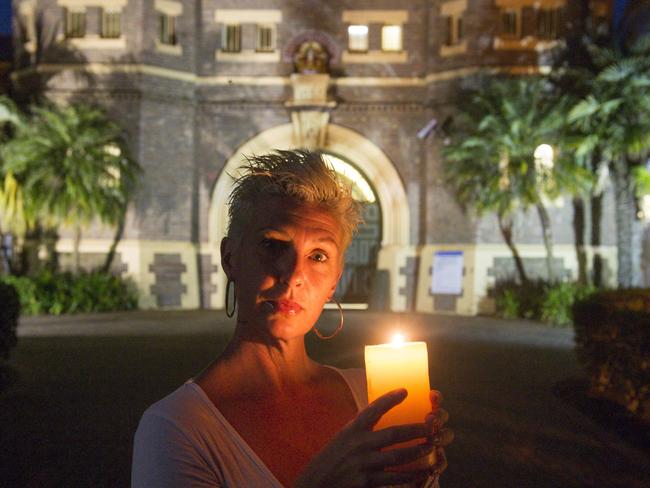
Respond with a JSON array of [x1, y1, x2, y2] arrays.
[[391, 332, 405, 346]]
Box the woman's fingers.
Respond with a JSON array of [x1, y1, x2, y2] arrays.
[[433, 447, 448, 475], [426, 407, 450, 431], [354, 388, 407, 430], [429, 390, 443, 410], [363, 440, 433, 469], [432, 427, 454, 447], [364, 423, 429, 450]]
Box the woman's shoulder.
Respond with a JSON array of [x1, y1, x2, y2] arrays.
[[326, 366, 368, 409], [138, 382, 210, 430]]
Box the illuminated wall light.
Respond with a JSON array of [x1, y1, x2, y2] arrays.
[[534, 143, 554, 170]]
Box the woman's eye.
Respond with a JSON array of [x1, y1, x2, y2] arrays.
[[311, 251, 328, 263], [260, 239, 283, 253]]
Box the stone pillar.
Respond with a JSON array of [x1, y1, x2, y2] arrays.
[[285, 74, 336, 150]]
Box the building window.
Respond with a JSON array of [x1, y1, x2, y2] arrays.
[[65, 10, 86, 38], [347, 24, 368, 52], [381, 25, 402, 51], [256, 24, 275, 52], [537, 9, 560, 40], [501, 10, 518, 37], [101, 11, 121, 39], [222, 24, 241, 52], [158, 14, 176, 45], [445, 16, 464, 45]]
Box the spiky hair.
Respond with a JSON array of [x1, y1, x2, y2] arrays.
[[227, 150, 362, 251]]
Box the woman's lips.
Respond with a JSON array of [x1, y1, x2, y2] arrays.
[[263, 300, 302, 314]]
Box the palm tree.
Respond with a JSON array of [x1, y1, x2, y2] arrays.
[[443, 76, 591, 283], [568, 34, 650, 288], [0, 96, 35, 275], [0, 101, 140, 274]]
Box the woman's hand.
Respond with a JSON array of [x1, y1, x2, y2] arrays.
[[293, 389, 435, 488], [426, 390, 454, 478]]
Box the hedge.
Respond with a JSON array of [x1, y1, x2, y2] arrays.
[[0, 282, 20, 360], [0, 270, 138, 316], [573, 289, 650, 422], [493, 279, 596, 327]]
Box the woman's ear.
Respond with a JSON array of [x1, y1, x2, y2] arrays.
[[221, 237, 234, 280]]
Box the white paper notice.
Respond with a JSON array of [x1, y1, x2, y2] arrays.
[[431, 251, 464, 295]]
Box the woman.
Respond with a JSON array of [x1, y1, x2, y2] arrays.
[[132, 150, 453, 487]]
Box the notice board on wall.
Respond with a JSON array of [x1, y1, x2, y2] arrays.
[[431, 251, 464, 295]]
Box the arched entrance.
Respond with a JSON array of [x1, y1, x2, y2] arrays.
[[208, 123, 409, 308], [320, 153, 381, 303]]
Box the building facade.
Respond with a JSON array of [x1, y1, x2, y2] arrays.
[[11, 0, 628, 313]]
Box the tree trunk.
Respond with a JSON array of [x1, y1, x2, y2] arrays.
[[536, 203, 556, 283], [73, 225, 81, 274], [612, 159, 642, 288], [102, 213, 125, 274], [498, 214, 528, 283], [21, 225, 42, 277], [573, 197, 588, 285], [590, 193, 603, 287], [42, 227, 59, 271]]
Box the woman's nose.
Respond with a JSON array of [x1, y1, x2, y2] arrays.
[[277, 253, 304, 286]]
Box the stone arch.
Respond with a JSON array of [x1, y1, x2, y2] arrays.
[[208, 123, 409, 308]]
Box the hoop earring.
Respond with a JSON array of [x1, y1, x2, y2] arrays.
[[313, 298, 343, 340], [225, 279, 237, 318]]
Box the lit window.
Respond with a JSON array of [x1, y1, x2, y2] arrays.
[[537, 9, 560, 40], [65, 10, 86, 38], [501, 10, 518, 37], [222, 24, 241, 52], [158, 14, 176, 45], [347, 24, 368, 52], [381, 25, 402, 52], [101, 11, 121, 39], [256, 24, 275, 52]]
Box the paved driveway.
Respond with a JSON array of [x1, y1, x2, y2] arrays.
[[1, 310, 648, 487]]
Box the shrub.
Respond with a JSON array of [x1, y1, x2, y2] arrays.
[[493, 279, 596, 327], [541, 282, 596, 327], [0, 282, 20, 359], [493, 279, 547, 320], [573, 290, 650, 422], [0, 270, 138, 315]]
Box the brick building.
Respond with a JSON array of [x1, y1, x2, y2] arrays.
[[10, 0, 630, 313]]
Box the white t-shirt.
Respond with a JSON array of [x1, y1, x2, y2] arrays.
[[131, 367, 439, 488]]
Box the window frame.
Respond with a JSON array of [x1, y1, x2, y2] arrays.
[[347, 24, 369, 53], [381, 24, 403, 52], [536, 8, 560, 40], [65, 9, 86, 39], [158, 13, 177, 45], [255, 23, 275, 52], [500, 9, 519, 38], [100, 10, 122, 39], [221, 23, 242, 53]]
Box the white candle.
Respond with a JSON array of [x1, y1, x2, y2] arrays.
[[364, 337, 431, 431]]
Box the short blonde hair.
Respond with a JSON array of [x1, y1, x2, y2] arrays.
[[227, 150, 362, 251]]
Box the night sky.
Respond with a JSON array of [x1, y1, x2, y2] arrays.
[[0, 0, 10, 36]]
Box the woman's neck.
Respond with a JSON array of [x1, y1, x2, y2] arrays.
[[199, 334, 321, 397]]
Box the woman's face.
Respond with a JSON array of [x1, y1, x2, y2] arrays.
[[222, 197, 344, 342]]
